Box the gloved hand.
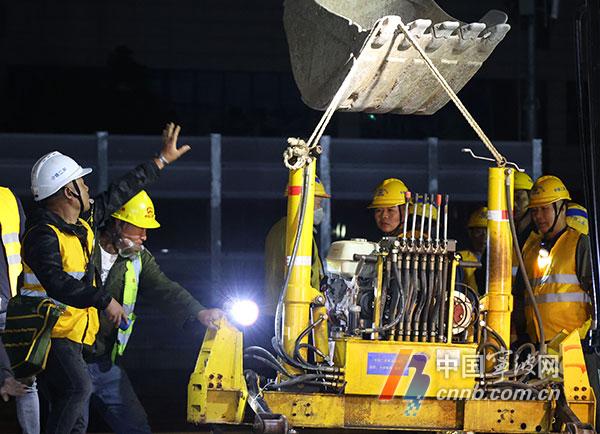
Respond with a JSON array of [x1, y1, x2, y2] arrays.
[[197, 308, 225, 330]]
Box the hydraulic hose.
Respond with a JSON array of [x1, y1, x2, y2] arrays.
[[421, 254, 436, 342], [504, 170, 546, 354], [244, 346, 293, 377], [297, 343, 330, 362], [414, 254, 429, 341], [427, 255, 442, 341], [293, 316, 326, 365], [274, 167, 310, 343], [244, 354, 292, 378], [484, 324, 507, 352], [264, 374, 332, 390], [437, 255, 449, 342]]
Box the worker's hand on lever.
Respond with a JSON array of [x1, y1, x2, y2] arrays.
[[154, 122, 191, 169], [104, 298, 128, 328], [197, 308, 225, 330]]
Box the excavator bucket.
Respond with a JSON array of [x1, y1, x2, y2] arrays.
[[283, 0, 510, 115]]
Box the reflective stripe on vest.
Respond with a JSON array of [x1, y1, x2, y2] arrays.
[[20, 219, 99, 345], [530, 274, 581, 287], [0, 187, 22, 297], [522, 228, 591, 342], [112, 254, 142, 362], [534, 292, 592, 304]]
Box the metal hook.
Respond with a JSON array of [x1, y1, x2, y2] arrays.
[[461, 148, 525, 172]]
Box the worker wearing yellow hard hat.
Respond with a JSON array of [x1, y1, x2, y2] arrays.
[[86, 190, 224, 433], [368, 178, 409, 236], [264, 176, 331, 317], [520, 176, 597, 424], [566, 203, 589, 235], [521, 175, 592, 344], [458, 206, 487, 295]]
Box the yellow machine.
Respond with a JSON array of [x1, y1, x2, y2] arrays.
[[188, 1, 596, 432]]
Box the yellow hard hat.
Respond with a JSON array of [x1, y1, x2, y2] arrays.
[[367, 178, 409, 209], [514, 171, 533, 191], [528, 175, 571, 209], [408, 202, 438, 220], [467, 207, 488, 229], [284, 176, 330, 198], [111, 190, 161, 229], [566, 203, 589, 235]]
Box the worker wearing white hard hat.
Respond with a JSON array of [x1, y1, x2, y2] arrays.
[[21, 123, 190, 434]]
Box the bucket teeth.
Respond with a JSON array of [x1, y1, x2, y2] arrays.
[[284, 0, 510, 115]]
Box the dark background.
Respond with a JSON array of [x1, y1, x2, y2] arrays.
[[0, 0, 586, 432]]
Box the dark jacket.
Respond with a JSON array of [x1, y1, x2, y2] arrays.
[[22, 160, 160, 311], [91, 248, 205, 359]]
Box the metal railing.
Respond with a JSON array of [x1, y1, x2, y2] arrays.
[[0, 132, 542, 288]]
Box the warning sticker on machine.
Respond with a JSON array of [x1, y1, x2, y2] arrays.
[[367, 352, 410, 375]]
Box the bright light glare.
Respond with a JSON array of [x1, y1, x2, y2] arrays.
[[229, 299, 259, 326]]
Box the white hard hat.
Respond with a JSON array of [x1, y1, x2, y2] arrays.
[[31, 151, 92, 201]]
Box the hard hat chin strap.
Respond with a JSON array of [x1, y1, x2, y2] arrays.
[[69, 180, 85, 217], [544, 201, 566, 237]]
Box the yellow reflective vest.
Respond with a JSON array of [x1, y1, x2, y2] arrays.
[[0, 187, 22, 297], [22, 219, 99, 345], [523, 228, 591, 343], [458, 249, 480, 294], [264, 217, 322, 316]]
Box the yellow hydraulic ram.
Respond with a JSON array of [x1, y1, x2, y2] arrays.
[[484, 167, 514, 350], [283, 162, 328, 370]]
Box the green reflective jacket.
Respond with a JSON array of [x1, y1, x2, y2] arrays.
[[91, 247, 205, 359]]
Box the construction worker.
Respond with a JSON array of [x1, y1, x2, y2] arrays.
[[264, 176, 330, 317], [21, 123, 190, 434], [368, 178, 409, 236], [0, 186, 40, 433], [458, 206, 487, 295], [83, 190, 223, 434], [522, 176, 592, 343], [521, 176, 597, 425], [566, 203, 589, 235], [513, 171, 534, 248]]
